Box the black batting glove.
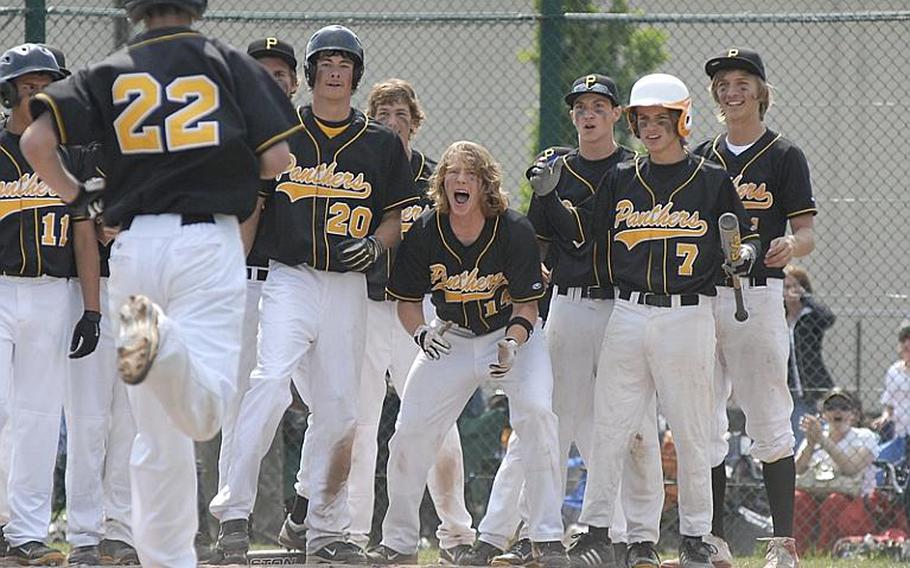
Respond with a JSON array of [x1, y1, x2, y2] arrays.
[[67, 177, 105, 220], [337, 236, 385, 272], [69, 310, 101, 359]]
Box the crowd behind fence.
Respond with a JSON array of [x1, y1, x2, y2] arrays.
[[4, 2, 910, 559]]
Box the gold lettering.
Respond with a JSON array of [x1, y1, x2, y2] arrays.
[[727, 48, 739, 57], [276, 154, 373, 202], [428, 264, 509, 302], [732, 174, 774, 210], [613, 199, 709, 249], [585, 74, 597, 88], [266, 37, 279, 49]]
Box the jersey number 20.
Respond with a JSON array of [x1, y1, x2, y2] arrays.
[[113, 73, 220, 154]]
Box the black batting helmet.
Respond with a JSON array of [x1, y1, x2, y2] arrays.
[[0, 43, 65, 109], [123, 0, 207, 21], [304, 25, 364, 89]]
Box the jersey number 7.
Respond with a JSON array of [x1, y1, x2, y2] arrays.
[[113, 73, 221, 154]]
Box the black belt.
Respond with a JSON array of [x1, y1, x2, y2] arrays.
[[720, 276, 771, 288], [617, 288, 700, 308], [246, 266, 269, 282], [556, 286, 614, 300], [121, 214, 215, 230]]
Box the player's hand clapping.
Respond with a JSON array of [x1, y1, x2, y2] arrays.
[[489, 337, 519, 379]]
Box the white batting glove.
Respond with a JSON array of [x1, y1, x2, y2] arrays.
[[723, 242, 757, 277], [527, 156, 564, 198], [413, 323, 452, 360], [67, 177, 105, 220], [489, 337, 520, 379]]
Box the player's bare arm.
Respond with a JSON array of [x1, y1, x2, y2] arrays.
[[73, 220, 101, 313], [373, 208, 403, 251], [506, 300, 537, 345], [259, 141, 291, 179], [20, 112, 81, 202], [764, 213, 815, 268]]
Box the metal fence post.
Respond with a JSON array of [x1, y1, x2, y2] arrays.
[[538, 0, 564, 152], [24, 0, 46, 43]]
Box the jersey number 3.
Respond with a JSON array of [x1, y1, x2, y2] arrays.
[[113, 73, 221, 154]]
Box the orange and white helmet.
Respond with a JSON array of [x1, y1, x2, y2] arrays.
[[626, 73, 692, 137]]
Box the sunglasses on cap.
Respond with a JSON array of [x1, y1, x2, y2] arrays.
[[823, 398, 853, 412]]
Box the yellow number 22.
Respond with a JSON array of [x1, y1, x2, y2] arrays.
[[113, 73, 220, 154]]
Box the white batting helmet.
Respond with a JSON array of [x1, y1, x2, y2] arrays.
[[626, 73, 692, 138]]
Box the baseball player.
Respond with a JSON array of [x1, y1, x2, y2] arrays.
[[209, 24, 417, 564], [209, 35, 299, 565], [462, 75, 664, 568], [21, 1, 295, 565], [0, 43, 102, 565], [660, 49, 816, 568], [367, 140, 567, 568], [328, 77, 473, 557], [531, 73, 759, 568]]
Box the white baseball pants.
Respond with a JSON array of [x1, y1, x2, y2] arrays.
[[65, 278, 134, 547], [711, 280, 794, 465], [381, 321, 562, 554], [210, 277, 263, 521], [108, 214, 245, 568], [346, 299, 474, 549], [210, 261, 367, 553], [0, 275, 68, 547], [579, 296, 715, 538]]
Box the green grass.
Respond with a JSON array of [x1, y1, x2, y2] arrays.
[[415, 548, 902, 567]]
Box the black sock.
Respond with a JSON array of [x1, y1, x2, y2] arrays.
[[289, 494, 309, 525], [763, 456, 795, 537], [589, 526, 609, 541], [711, 464, 726, 539]]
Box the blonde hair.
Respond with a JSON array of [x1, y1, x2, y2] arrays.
[[365, 78, 425, 136], [428, 141, 508, 218], [710, 69, 773, 122]]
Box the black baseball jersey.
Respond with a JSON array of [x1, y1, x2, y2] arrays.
[[388, 208, 546, 335], [527, 147, 634, 289], [366, 150, 436, 301], [259, 105, 418, 272], [29, 26, 296, 225], [540, 154, 758, 296], [1, 126, 98, 277], [693, 129, 816, 280]]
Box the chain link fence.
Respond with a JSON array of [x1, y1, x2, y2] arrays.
[[7, 0, 910, 559]]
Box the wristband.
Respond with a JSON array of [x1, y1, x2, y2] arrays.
[[507, 316, 534, 339]]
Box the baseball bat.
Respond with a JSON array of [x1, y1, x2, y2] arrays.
[[718, 212, 749, 322]]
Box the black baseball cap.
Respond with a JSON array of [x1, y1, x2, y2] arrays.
[[822, 388, 859, 411], [564, 74, 620, 107], [705, 48, 766, 81], [247, 37, 297, 71], [39, 44, 70, 77]]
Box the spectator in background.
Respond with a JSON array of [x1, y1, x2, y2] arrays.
[[785, 265, 836, 444], [871, 325, 910, 443], [792, 389, 890, 554]]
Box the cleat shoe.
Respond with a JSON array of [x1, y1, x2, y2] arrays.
[[367, 544, 418, 564], [567, 532, 616, 568], [277, 515, 307, 551], [117, 295, 160, 385], [307, 541, 368, 564], [678, 536, 714, 568], [759, 537, 798, 568], [703, 535, 732, 568], [216, 518, 250, 564], [99, 539, 139, 565], [456, 540, 505, 566], [491, 538, 533, 566], [8, 541, 65, 566], [613, 543, 628, 568], [628, 542, 660, 568], [67, 545, 101, 565], [533, 541, 570, 568], [439, 544, 472, 565]]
